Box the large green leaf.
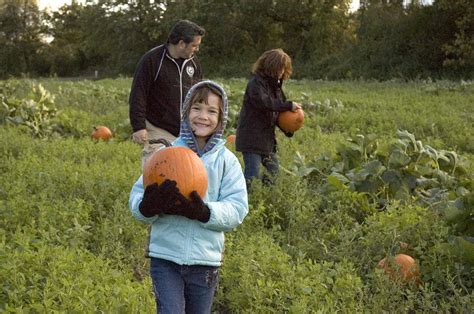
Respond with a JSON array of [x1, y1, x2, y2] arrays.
[[388, 149, 411, 168], [381, 169, 400, 185], [397, 129, 418, 152], [327, 173, 350, 190], [347, 160, 385, 182]]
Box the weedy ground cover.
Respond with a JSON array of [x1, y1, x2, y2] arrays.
[[1, 78, 472, 312]]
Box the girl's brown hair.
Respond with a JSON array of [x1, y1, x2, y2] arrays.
[[252, 48, 293, 80]]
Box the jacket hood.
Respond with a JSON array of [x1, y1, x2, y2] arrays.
[[179, 80, 228, 156]]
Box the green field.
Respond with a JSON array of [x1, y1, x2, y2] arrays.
[[1, 78, 473, 312]]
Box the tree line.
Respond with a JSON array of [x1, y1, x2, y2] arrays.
[[1, 0, 472, 80]]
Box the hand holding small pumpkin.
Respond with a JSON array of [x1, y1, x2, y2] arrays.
[[139, 180, 182, 217], [132, 129, 148, 144], [165, 191, 210, 223], [291, 102, 302, 111]]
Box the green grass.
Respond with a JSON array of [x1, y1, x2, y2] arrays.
[[1, 77, 472, 312]]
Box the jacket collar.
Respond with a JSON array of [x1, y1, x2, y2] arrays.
[[257, 74, 282, 90]]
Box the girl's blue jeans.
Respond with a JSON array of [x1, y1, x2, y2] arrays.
[[242, 152, 279, 187], [150, 257, 219, 314]]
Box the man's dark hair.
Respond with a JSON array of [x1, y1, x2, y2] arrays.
[[168, 20, 205, 45]]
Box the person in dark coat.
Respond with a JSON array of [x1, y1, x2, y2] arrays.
[[235, 48, 301, 188], [129, 20, 205, 167]]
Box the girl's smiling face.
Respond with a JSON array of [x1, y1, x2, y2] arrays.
[[188, 91, 221, 146]]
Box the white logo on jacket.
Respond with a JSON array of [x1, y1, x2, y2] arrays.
[[186, 66, 195, 77]]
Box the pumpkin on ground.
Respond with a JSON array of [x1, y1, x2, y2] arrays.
[[277, 108, 305, 133], [91, 125, 112, 141], [143, 140, 208, 199], [227, 134, 236, 144], [377, 253, 421, 286]]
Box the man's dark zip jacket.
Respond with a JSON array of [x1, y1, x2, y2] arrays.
[[129, 44, 203, 137]]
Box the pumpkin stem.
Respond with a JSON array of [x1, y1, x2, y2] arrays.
[[149, 138, 172, 147]]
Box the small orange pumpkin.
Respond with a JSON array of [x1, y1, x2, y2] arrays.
[[143, 140, 208, 199], [378, 253, 421, 285], [227, 134, 236, 144], [91, 125, 112, 141], [277, 108, 305, 132]]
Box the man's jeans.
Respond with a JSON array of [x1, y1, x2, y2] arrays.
[[242, 152, 279, 187], [150, 258, 219, 314]]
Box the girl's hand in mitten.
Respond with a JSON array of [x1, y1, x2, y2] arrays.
[[139, 180, 182, 217], [164, 191, 210, 222]]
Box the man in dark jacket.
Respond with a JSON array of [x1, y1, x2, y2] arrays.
[[129, 20, 205, 167]]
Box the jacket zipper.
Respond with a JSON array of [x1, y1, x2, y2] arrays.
[[167, 54, 194, 118]]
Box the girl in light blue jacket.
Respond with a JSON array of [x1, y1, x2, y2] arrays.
[[129, 80, 248, 313]]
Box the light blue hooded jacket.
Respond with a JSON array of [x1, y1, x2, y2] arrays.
[[129, 80, 248, 266]]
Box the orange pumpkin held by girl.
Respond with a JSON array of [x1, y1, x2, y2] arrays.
[[143, 141, 208, 199]]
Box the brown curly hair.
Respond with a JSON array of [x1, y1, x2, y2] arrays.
[[252, 48, 293, 80]]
